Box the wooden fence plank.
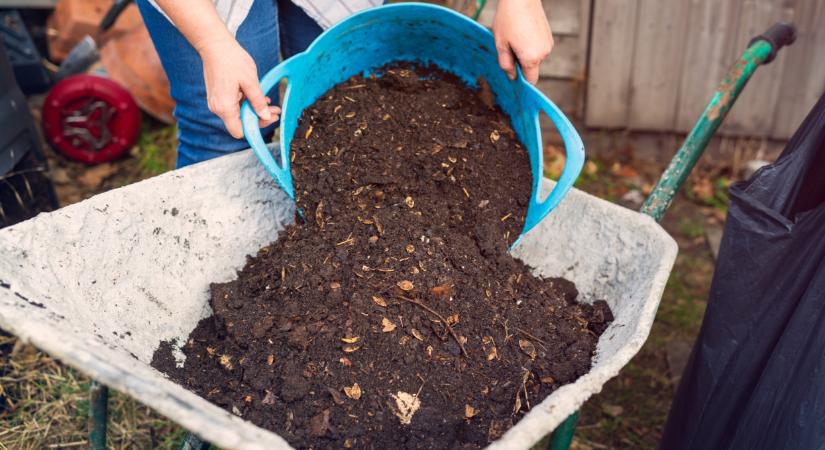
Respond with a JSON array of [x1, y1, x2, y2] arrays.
[[585, 0, 640, 127], [721, 0, 795, 136], [675, 0, 740, 131], [772, 0, 825, 138], [626, 0, 692, 130]]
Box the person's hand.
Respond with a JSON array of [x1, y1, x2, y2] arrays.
[[492, 0, 554, 84], [197, 37, 280, 138]]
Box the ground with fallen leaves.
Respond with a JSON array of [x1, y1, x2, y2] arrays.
[[1, 118, 737, 448]]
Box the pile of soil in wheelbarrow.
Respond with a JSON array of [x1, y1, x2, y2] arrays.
[[152, 63, 613, 449]]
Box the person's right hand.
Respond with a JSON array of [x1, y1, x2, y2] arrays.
[[198, 37, 280, 139]]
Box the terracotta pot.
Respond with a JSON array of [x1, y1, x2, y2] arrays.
[[47, 0, 142, 62], [100, 24, 175, 124]]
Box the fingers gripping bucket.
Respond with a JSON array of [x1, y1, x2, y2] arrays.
[[241, 3, 584, 242]]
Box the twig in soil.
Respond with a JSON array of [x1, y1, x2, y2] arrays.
[[500, 318, 513, 343], [521, 369, 531, 409], [336, 233, 355, 246], [396, 295, 468, 357], [416, 374, 427, 397], [516, 328, 548, 351]]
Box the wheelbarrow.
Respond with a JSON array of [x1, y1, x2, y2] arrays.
[[0, 7, 795, 450]]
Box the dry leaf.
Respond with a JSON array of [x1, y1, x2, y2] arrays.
[[584, 160, 598, 175], [465, 404, 478, 418], [519, 339, 537, 360], [390, 391, 421, 425], [691, 177, 714, 201], [513, 394, 522, 414], [405, 196, 415, 208], [339, 357, 352, 367], [411, 328, 425, 341], [602, 404, 624, 417], [372, 295, 387, 307], [341, 336, 360, 344], [344, 383, 362, 400], [482, 336, 497, 361], [77, 163, 117, 188], [309, 409, 331, 436], [490, 130, 500, 143], [430, 284, 452, 299], [328, 387, 345, 405], [405, 244, 415, 254], [488, 418, 512, 441], [315, 200, 325, 230], [397, 280, 414, 291], [544, 146, 566, 179], [342, 344, 361, 353], [262, 389, 277, 405], [477, 77, 495, 109], [372, 215, 384, 235], [611, 162, 639, 179], [382, 317, 397, 332], [446, 314, 460, 326], [219, 354, 233, 370]]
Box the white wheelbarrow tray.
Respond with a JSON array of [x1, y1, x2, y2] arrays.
[[0, 150, 676, 449]]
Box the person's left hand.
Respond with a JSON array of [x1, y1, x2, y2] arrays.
[[492, 0, 554, 84]]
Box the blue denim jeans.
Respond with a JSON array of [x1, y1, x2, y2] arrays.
[[135, 0, 323, 168]]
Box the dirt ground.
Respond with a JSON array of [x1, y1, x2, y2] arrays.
[[0, 114, 735, 448]]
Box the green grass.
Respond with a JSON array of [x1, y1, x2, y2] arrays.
[[0, 335, 184, 449], [678, 217, 704, 239], [136, 124, 177, 177]]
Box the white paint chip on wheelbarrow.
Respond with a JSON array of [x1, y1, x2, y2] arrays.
[[0, 149, 677, 449]]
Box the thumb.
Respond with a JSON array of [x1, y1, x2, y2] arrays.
[[241, 78, 271, 121]]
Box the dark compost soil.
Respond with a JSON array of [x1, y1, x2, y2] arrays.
[[152, 64, 613, 449]]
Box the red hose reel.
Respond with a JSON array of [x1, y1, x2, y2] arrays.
[[42, 74, 141, 164]]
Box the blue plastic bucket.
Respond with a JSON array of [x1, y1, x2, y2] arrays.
[[241, 3, 584, 243]]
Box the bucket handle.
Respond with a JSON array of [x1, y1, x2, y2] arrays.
[[519, 84, 585, 242], [241, 55, 305, 201]]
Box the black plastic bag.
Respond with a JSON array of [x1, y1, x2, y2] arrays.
[[660, 92, 825, 450]]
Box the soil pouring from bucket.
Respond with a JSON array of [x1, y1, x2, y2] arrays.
[[152, 64, 613, 449]]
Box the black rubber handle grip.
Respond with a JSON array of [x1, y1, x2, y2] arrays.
[[99, 0, 133, 33], [748, 22, 797, 64]]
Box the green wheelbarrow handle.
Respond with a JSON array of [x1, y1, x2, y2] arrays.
[[549, 21, 796, 450], [641, 22, 797, 222]]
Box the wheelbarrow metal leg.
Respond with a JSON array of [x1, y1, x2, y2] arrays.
[[548, 411, 579, 450], [180, 432, 211, 450], [89, 381, 108, 450], [545, 22, 796, 450]]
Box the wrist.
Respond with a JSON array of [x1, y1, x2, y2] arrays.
[[193, 31, 235, 58]]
